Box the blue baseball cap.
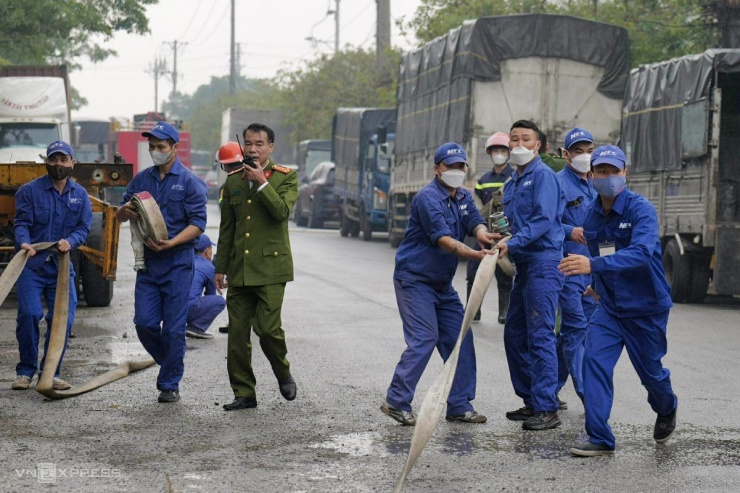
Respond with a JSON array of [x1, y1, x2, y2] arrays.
[[564, 128, 594, 150], [591, 145, 626, 170], [195, 234, 215, 252], [46, 140, 74, 159], [434, 142, 467, 166], [142, 121, 179, 143]]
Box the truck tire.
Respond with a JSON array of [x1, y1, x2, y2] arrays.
[[687, 254, 711, 304], [663, 239, 691, 303], [295, 203, 308, 227], [350, 219, 360, 238], [308, 200, 323, 229], [360, 207, 372, 241], [340, 210, 350, 237], [81, 213, 114, 307]]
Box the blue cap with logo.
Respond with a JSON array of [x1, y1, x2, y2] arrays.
[[142, 121, 180, 143], [591, 144, 626, 170], [564, 128, 594, 150], [195, 234, 215, 252], [46, 140, 74, 159], [434, 142, 467, 166]]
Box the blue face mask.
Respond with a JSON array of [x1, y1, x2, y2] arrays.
[[593, 175, 626, 198]]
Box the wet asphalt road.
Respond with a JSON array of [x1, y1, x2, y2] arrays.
[[1, 203, 739, 492]]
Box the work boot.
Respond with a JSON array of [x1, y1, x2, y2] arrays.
[[522, 411, 561, 431], [446, 410, 487, 424], [498, 289, 510, 325], [654, 407, 677, 444], [278, 376, 297, 401], [52, 378, 72, 390], [11, 375, 32, 390], [466, 283, 481, 321], [505, 405, 534, 421], [380, 401, 416, 426], [158, 390, 180, 403]]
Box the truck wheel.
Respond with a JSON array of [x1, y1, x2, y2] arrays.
[[663, 239, 691, 303], [81, 213, 114, 307], [687, 254, 710, 303], [360, 208, 372, 241], [350, 219, 360, 238], [308, 201, 323, 229], [340, 210, 350, 237], [295, 204, 308, 227]]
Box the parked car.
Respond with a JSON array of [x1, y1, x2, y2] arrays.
[[204, 170, 220, 201], [294, 161, 340, 228]]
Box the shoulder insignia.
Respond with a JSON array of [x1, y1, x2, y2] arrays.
[[271, 165, 292, 174]]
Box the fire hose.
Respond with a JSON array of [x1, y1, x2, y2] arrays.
[[393, 251, 499, 492], [0, 192, 168, 399]]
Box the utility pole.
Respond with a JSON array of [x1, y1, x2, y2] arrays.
[[376, 0, 391, 65], [145, 57, 167, 112], [230, 0, 236, 95], [165, 40, 186, 101], [334, 0, 340, 53]]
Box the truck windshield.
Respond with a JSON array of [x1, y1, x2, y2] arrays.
[[0, 122, 59, 149], [305, 149, 332, 178]]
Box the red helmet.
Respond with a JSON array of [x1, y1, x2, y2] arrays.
[[217, 141, 243, 164], [485, 132, 510, 152]]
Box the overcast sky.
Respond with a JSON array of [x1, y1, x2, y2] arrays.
[[71, 0, 424, 121]]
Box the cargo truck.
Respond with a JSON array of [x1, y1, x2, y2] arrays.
[[622, 49, 740, 302], [332, 108, 396, 241], [388, 14, 630, 247]]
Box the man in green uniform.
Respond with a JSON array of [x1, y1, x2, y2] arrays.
[[214, 123, 299, 411], [538, 130, 566, 172]]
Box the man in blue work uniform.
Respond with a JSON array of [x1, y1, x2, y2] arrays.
[[554, 128, 597, 404], [560, 145, 677, 456], [466, 131, 514, 323], [186, 234, 225, 339], [381, 142, 498, 426], [12, 140, 92, 390], [116, 121, 207, 403], [494, 120, 565, 431]]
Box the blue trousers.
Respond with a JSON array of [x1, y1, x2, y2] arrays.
[[15, 261, 76, 378], [504, 260, 563, 412], [386, 279, 477, 416], [583, 306, 677, 449], [187, 295, 226, 332], [556, 298, 595, 398], [134, 249, 193, 392], [554, 273, 592, 400]]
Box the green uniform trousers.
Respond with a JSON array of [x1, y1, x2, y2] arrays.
[[226, 283, 291, 398]]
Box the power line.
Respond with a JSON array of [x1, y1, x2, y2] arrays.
[[184, 0, 222, 46], [177, 0, 204, 40]]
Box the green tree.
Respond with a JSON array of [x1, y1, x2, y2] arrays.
[[401, 0, 716, 67], [274, 47, 401, 142]]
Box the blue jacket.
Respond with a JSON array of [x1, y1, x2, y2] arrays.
[[394, 178, 486, 286], [14, 174, 93, 273], [502, 157, 564, 263], [474, 165, 514, 206], [189, 254, 216, 302], [557, 166, 596, 257], [122, 159, 208, 256], [585, 188, 673, 317]]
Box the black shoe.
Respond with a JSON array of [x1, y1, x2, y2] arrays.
[[654, 407, 677, 443], [158, 390, 180, 403], [218, 326, 229, 334], [473, 310, 481, 322], [569, 437, 614, 457], [446, 410, 487, 423], [223, 397, 257, 411], [506, 405, 534, 421], [497, 313, 506, 324], [279, 376, 297, 401], [557, 394, 568, 410], [380, 401, 416, 426], [522, 411, 561, 430]]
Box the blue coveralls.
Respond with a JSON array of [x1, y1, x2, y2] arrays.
[[386, 178, 486, 416], [582, 188, 677, 449], [187, 254, 226, 333], [122, 160, 207, 392], [13, 175, 92, 378], [554, 166, 596, 400], [502, 157, 565, 412]]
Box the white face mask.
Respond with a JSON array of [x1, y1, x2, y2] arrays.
[[491, 153, 508, 166], [440, 169, 466, 188], [570, 153, 592, 174], [508, 146, 535, 166], [150, 149, 174, 166]]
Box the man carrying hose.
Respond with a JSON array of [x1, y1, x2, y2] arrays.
[[12, 141, 92, 391], [116, 121, 207, 403], [381, 142, 498, 426]]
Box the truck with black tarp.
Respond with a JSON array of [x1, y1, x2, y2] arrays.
[[622, 49, 740, 302], [389, 14, 630, 247], [332, 108, 396, 241]]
